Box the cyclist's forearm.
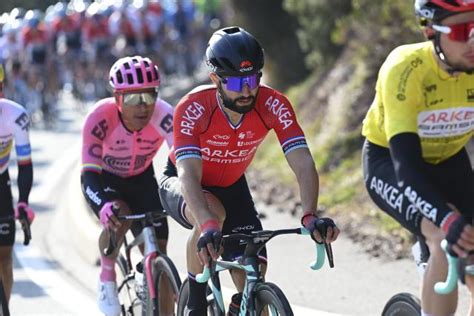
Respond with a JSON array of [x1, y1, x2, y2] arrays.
[[287, 149, 319, 213], [389, 133, 456, 229], [17, 163, 33, 203]]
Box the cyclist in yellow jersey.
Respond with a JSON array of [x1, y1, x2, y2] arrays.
[[362, 1, 474, 315]]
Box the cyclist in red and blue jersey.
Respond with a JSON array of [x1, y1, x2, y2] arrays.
[[0, 64, 34, 306], [80, 56, 173, 316], [158, 26, 340, 315]]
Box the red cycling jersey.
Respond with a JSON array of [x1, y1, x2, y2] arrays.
[[52, 16, 80, 34], [21, 25, 49, 47], [171, 84, 308, 187]]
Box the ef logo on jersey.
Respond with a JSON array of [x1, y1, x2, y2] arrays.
[[15, 112, 30, 131], [92, 119, 108, 141]]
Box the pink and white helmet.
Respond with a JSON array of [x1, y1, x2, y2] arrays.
[[109, 56, 160, 91]]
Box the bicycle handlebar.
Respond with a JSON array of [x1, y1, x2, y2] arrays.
[[196, 266, 211, 283], [434, 239, 459, 295], [300, 227, 329, 270], [103, 210, 167, 256], [196, 226, 333, 283]]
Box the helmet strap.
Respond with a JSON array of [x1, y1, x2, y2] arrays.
[[434, 32, 474, 75], [114, 93, 123, 113]]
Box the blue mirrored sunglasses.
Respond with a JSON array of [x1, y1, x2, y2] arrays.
[[218, 73, 262, 92]]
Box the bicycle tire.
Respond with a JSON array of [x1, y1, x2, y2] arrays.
[[176, 278, 221, 316], [382, 292, 421, 316], [143, 255, 182, 316], [254, 282, 293, 316], [0, 279, 10, 316], [116, 254, 141, 315]]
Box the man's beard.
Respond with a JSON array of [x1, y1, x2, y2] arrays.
[[218, 84, 257, 114]]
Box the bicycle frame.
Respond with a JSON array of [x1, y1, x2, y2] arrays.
[[105, 212, 167, 311], [196, 227, 330, 315], [122, 220, 160, 302], [205, 256, 262, 314]]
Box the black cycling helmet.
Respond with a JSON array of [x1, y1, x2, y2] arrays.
[[206, 26, 264, 77], [416, 0, 474, 24]]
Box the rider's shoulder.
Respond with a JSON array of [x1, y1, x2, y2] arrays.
[[383, 41, 432, 71], [0, 98, 28, 117], [255, 84, 292, 108], [175, 84, 217, 110], [85, 97, 118, 121], [154, 98, 174, 113]]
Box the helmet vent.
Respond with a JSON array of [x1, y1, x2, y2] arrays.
[[136, 67, 144, 83], [116, 71, 124, 84], [124, 62, 131, 70], [224, 27, 240, 34], [146, 69, 152, 82], [127, 73, 134, 84]]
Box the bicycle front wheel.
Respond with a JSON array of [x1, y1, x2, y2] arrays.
[[116, 254, 141, 315], [144, 255, 182, 316], [254, 282, 293, 316], [382, 292, 421, 316]]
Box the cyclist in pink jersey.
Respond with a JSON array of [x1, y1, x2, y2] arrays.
[[0, 64, 34, 307], [158, 26, 340, 315], [80, 56, 173, 316]]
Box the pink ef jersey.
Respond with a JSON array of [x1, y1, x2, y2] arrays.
[[81, 98, 173, 178], [171, 85, 309, 187]]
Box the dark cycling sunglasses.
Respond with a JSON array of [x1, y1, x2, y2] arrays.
[[120, 91, 158, 107], [433, 22, 474, 42], [218, 73, 262, 92]]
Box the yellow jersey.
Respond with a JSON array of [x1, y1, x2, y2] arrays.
[[362, 41, 474, 164]]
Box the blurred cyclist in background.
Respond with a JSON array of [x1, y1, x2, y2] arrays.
[[0, 63, 35, 306]]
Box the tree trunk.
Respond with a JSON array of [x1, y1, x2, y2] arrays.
[[228, 0, 309, 90]]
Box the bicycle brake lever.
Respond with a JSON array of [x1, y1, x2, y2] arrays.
[[323, 242, 334, 268]]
